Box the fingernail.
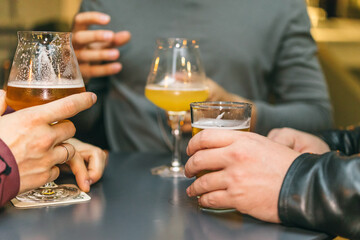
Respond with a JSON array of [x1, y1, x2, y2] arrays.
[[108, 50, 119, 58], [112, 63, 121, 71], [0, 90, 5, 97], [100, 15, 110, 22], [91, 93, 97, 103], [85, 180, 91, 190], [103, 32, 113, 40]]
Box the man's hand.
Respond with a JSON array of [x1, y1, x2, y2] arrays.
[[268, 128, 330, 154], [72, 11, 131, 79], [185, 129, 300, 223], [64, 138, 108, 192], [0, 90, 97, 194]]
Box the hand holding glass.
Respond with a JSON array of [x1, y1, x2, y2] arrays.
[[190, 101, 252, 211], [5, 31, 85, 202]]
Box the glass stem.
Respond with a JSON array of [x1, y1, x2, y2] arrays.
[[168, 112, 185, 171]]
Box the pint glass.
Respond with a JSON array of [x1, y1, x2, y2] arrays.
[[190, 101, 252, 212]]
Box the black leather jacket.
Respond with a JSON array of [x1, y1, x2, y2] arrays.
[[278, 127, 360, 239]]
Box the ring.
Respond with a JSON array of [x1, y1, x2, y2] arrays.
[[60, 144, 70, 164]]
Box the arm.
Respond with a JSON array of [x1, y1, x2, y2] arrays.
[[279, 152, 360, 239], [256, 0, 332, 134], [207, 0, 332, 135]]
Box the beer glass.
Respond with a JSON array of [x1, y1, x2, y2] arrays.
[[190, 101, 252, 211], [145, 38, 208, 177], [5, 31, 85, 202]]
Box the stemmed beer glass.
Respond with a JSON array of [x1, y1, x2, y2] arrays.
[[5, 31, 85, 202], [145, 38, 208, 177]]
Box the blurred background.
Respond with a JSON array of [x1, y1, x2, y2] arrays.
[[0, 0, 359, 128]]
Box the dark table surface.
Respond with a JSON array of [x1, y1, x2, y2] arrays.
[[0, 152, 329, 240]]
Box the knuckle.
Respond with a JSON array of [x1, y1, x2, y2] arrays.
[[228, 169, 244, 184], [198, 176, 209, 191], [191, 153, 202, 169], [202, 194, 218, 208]]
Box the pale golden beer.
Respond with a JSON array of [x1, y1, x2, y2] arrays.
[[6, 83, 86, 110], [145, 85, 209, 112]]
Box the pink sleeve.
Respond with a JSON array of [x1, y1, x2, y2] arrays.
[[0, 138, 20, 207]]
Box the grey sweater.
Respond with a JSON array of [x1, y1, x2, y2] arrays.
[[75, 0, 333, 152]]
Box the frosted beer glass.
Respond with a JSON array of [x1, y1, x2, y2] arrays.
[[190, 101, 252, 212], [5, 31, 85, 203]]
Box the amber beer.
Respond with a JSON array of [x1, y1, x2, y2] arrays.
[[6, 83, 86, 110]]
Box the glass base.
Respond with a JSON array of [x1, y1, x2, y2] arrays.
[[16, 184, 80, 203], [151, 165, 187, 178], [200, 207, 237, 213]]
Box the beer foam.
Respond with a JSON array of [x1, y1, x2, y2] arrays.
[[146, 84, 208, 91], [192, 118, 250, 130], [7, 79, 85, 89]]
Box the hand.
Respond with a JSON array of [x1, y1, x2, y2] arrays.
[[185, 129, 301, 223], [72, 11, 131, 79], [206, 79, 257, 129], [64, 138, 108, 192], [0, 90, 97, 194], [268, 128, 330, 154]]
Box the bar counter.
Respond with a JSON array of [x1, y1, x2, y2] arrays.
[[0, 152, 330, 240]]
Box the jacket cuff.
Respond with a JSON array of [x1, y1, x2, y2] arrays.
[[278, 153, 309, 225], [0, 138, 20, 206]]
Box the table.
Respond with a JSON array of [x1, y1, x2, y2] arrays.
[[0, 152, 330, 240]]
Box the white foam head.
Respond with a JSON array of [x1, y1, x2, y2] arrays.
[[192, 118, 250, 130]]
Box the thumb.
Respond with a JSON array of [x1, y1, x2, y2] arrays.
[[0, 90, 7, 115]]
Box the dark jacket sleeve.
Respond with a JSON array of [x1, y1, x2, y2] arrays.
[[0, 138, 20, 207], [317, 126, 360, 155], [278, 150, 360, 239]]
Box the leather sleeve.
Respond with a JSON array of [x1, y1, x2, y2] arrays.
[[278, 152, 360, 239], [317, 126, 360, 155]]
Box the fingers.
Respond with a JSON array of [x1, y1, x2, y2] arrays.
[[76, 48, 119, 62], [47, 166, 61, 183], [267, 128, 295, 149], [186, 171, 227, 197], [185, 148, 228, 178], [73, 30, 115, 46], [67, 152, 91, 192], [198, 190, 234, 210], [186, 129, 239, 156], [29, 92, 96, 124], [79, 63, 122, 78], [0, 90, 7, 115], [51, 120, 76, 144], [73, 12, 111, 32], [52, 143, 76, 165], [85, 147, 107, 184], [113, 31, 131, 46]]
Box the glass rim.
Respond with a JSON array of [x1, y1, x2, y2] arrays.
[[17, 31, 71, 35], [190, 101, 252, 110], [156, 38, 200, 48]]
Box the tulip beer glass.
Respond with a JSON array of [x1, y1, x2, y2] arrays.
[[5, 31, 85, 202], [145, 38, 208, 177]]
